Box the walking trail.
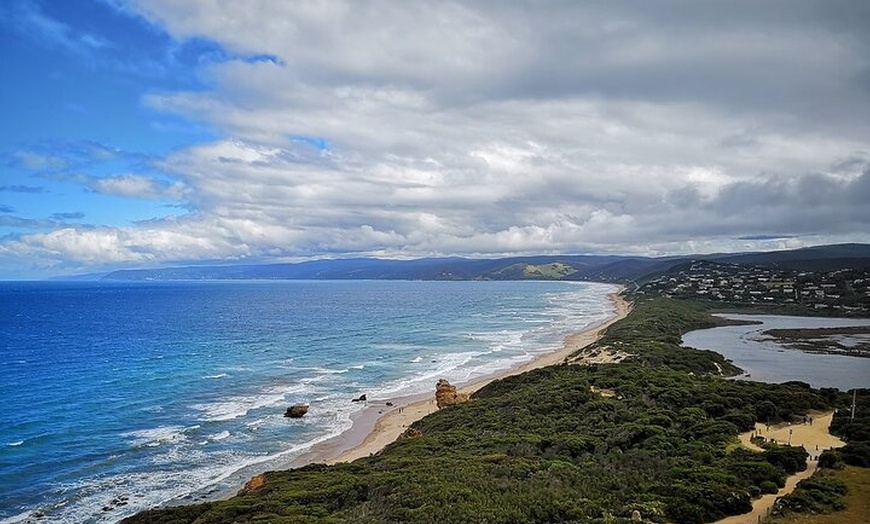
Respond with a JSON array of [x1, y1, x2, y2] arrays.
[[714, 411, 845, 524]]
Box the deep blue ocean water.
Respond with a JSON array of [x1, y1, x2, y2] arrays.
[[0, 280, 616, 523]]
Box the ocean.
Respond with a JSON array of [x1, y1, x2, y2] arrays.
[[0, 279, 617, 523]]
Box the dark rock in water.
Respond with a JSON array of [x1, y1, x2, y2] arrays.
[[284, 404, 309, 418], [351, 394, 367, 402], [385, 401, 393, 406]]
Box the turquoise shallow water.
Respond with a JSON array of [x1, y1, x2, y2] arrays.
[[0, 280, 616, 523]]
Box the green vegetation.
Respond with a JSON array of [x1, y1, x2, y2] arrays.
[[772, 470, 848, 517], [124, 297, 866, 524], [826, 388, 870, 468], [768, 467, 870, 523], [586, 296, 742, 375]]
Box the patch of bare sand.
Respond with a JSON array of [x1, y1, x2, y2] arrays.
[[717, 411, 845, 524]]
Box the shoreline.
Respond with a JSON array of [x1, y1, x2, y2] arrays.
[[282, 288, 631, 469], [225, 287, 632, 489]]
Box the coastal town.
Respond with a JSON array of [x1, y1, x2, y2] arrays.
[[638, 261, 870, 315]]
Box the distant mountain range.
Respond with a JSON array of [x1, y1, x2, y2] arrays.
[[99, 243, 870, 283]]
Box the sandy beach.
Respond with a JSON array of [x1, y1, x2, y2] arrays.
[[278, 288, 632, 469]]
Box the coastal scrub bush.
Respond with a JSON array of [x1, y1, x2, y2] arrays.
[[123, 296, 851, 524], [771, 471, 849, 517]]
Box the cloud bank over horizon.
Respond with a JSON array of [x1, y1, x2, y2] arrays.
[[1, 1, 869, 277]]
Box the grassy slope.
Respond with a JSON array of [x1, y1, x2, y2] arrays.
[[767, 467, 870, 524], [123, 297, 862, 524]]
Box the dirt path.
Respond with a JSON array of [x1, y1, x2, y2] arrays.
[[716, 411, 845, 524]]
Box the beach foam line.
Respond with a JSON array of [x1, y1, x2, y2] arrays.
[[123, 425, 196, 448], [288, 286, 629, 468], [191, 382, 316, 422]]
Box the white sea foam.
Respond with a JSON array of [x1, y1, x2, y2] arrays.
[[123, 426, 191, 448], [369, 351, 481, 399], [0, 510, 34, 523], [192, 382, 316, 422], [308, 366, 349, 374], [372, 343, 419, 351], [208, 431, 231, 441], [4, 280, 619, 524], [204, 373, 228, 379], [6, 440, 24, 447], [191, 392, 287, 422], [466, 329, 526, 354]]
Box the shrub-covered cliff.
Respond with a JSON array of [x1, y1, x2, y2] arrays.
[[123, 298, 864, 524]]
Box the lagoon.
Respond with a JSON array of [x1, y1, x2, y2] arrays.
[[682, 314, 870, 389]]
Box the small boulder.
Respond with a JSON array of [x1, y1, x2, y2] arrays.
[[284, 404, 309, 418]]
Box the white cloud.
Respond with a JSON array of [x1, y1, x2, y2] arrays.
[[9, 0, 110, 57], [13, 151, 68, 170], [3, 1, 870, 274], [59, 173, 188, 200]]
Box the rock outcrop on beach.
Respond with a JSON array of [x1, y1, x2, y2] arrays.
[[400, 427, 424, 439], [284, 404, 309, 418], [238, 474, 267, 495], [435, 379, 469, 409]]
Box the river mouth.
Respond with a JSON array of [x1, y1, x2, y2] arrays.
[[682, 314, 870, 389]]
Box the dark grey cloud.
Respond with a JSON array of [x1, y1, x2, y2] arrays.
[[655, 167, 870, 240], [738, 235, 798, 241]]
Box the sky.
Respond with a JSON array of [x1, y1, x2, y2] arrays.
[[1, 0, 869, 279]]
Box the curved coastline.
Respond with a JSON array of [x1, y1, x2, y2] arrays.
[[225, 287, 631, 491], [124, 294, 870, 524]]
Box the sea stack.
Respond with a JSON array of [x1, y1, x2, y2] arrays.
[[284, 404, 309, 418], [435, 379, 469, 409]]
